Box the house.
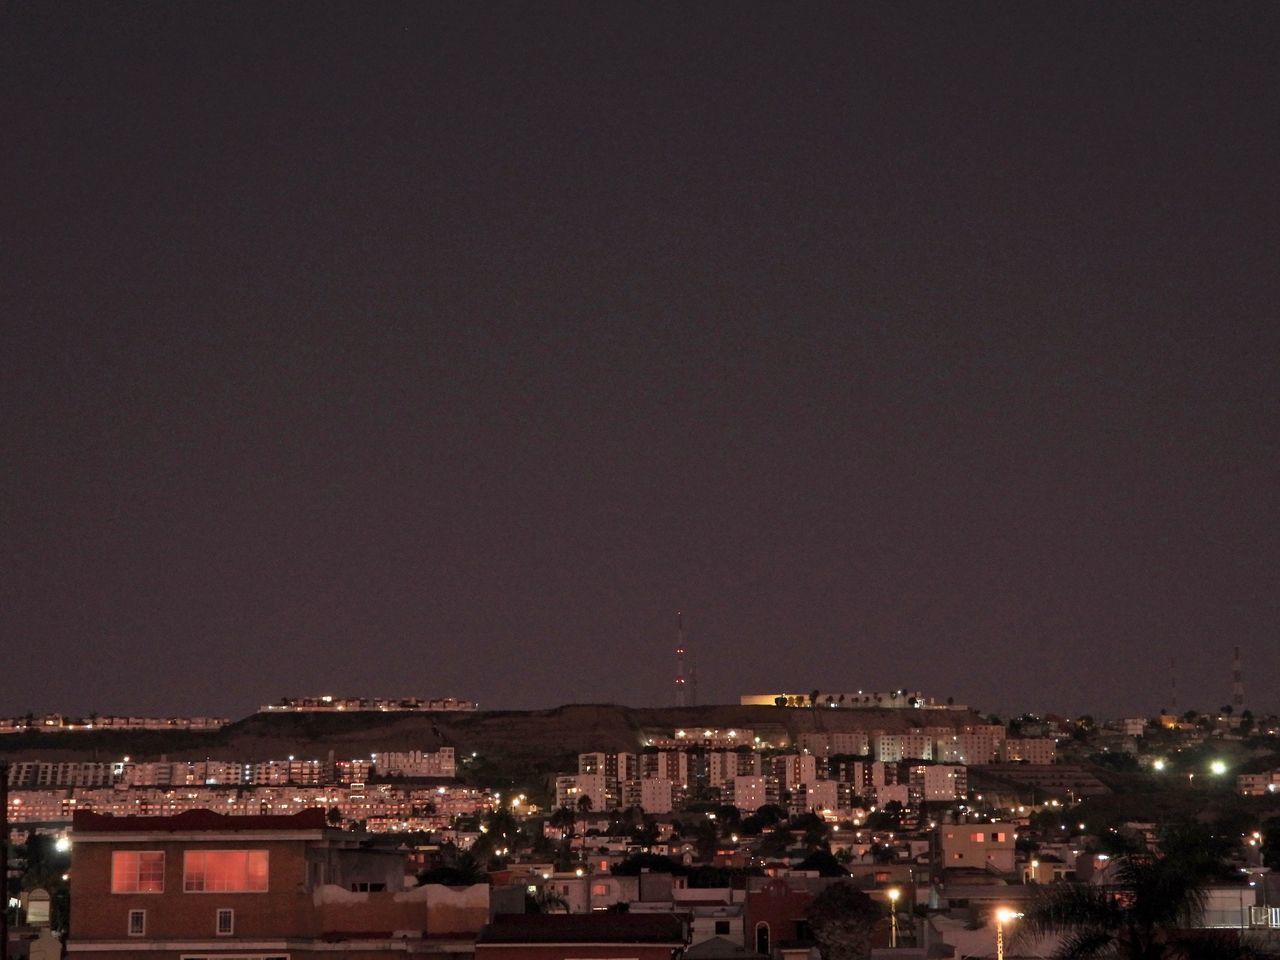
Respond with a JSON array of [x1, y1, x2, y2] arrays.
[[743, 878, 815, 956], [938, 823, 1016, 874], [67, 808, 486, 958], [474, 913, 689, 959]]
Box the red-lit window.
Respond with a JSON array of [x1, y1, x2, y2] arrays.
[[111, 851, 165, 893], [183, 851, 269, 892]]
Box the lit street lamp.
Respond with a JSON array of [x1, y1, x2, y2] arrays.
[[887, 887, 900, 947], [995, 907, 1020, 960]]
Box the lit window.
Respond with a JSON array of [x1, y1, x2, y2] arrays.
[[127, 909, 146, 936], [216, 907, 234, 935], [112, 852, 165, 893], [183, 851, 269, 892]]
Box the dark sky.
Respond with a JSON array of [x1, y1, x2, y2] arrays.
[[4, 2, 1278, 720]]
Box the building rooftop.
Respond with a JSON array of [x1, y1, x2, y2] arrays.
[[476, 913, 687, 944], [73, 807, 328, 833]]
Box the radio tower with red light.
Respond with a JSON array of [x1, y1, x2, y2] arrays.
[[675, 612, 688, 707]]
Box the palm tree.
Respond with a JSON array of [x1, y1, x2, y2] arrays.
[[527, 888, 570, 913], [1016, 853, 1234, 959]]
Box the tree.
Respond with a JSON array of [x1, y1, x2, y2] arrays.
[[797, 849, 848, 877], [611, 853, 686, 876], [805, 880, 881, 960], [326, 806, 343, 827], [416, 850, 487, 886], [775, 695, 788, 707], [548, 806, 576, 834], [693, 818, 720, 862], [1017, 853, 1216, 959], [526, 888, 569, 913]]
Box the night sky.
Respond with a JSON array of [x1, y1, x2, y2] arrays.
[[5, 2, 1278, 719]]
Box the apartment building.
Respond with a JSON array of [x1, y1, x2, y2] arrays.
[[641, 751, 689, 788], [906, 764, 967, 802], [772, 754, 819, 790], [6, 762, 116, 788], [622, 778, 674, 814], [935, 733, 1001, 764], [555, 773, 609, 811], [728, 776, 773, 811], [373, 748, 456, 778], [645, 728, 755, 749], [999, 738, 1057, 764]]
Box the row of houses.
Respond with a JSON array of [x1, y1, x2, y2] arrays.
[[5, 782, 498, 837], [0, 714, 228, 734], [5, 747, 456, 789], [260, 695, 477, 712]]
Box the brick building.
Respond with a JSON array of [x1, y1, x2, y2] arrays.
[[67, 808, 485, 958]]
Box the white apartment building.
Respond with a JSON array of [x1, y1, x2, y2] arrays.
[[797, 779, 841, 814], [623, 778, 675, 814], [729, 776, 771, 811], [999, 738, 1057, 764], [1238, 770, 1280, 796], [906, 764, 967, 802], [873, 735, 904, 762], [935, 732, 1001, 764], [373, 747, 457, 778], [556, 772, 610, 811]]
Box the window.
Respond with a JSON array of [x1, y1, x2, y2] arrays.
[[183, 851, 269, 892], [112, 852, 165, 893], [128, 909, 146, 936], [715, 920, 731, 935], [216, 908, 234, 936]]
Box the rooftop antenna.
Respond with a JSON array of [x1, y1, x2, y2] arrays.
[[1233, 646, 1245, 711], [674, 611, 687, 707]]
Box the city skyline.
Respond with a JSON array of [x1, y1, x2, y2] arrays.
[[6, 3, 1278, 720]]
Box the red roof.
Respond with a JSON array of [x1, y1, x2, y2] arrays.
[[73, 808, 328, 832]]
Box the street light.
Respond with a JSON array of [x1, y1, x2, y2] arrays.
[[995, 907, 1020, 960], [887, 888, 900, 947]]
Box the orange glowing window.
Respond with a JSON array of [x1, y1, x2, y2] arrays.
[[111, 851, 165, 893], [183, 850, 269, 892]]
